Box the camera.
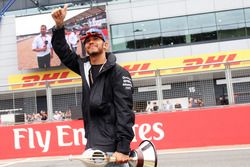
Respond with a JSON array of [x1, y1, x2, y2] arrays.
[[45, 40, 48, 45]]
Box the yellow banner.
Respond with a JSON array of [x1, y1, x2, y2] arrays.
[[120, 49, 250, 78], [8, 69, 81, 90], [8, 49, 250, 90]]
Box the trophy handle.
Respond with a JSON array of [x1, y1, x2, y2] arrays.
[[107, 156, 116, 162]]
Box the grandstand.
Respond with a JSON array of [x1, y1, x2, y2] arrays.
[[0, 0, 250, 163]]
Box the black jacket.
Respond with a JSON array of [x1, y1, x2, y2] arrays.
[[52, 27, 135, 154]]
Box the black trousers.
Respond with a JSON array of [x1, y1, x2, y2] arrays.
[[37, 54, 50, 68]]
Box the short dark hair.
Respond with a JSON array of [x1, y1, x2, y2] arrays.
[[41, 25, 47, 29]]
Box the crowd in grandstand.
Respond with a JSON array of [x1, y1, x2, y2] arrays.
[[188, 98, 204, 108], [25, 110, 71, 122], [144, 97, 206, 113]]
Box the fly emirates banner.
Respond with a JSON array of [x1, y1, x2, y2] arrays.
[[1, 105, 250, 160]]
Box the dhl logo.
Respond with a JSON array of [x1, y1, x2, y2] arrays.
[[22, 71, 72, 87], [11, 71, 77, 89], [182, 54, 240, 71], [123, 63, 154, 76], [10, 64, 154, 89]]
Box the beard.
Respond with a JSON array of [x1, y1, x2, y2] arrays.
[[86, 45, 104, 57]]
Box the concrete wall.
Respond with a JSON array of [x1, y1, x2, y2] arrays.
[[0, 16, 17, 86], [106, 0, 250, 64], [107, 0, 250, 24]]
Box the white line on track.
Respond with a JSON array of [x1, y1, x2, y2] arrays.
[[0, 157, 67, 167], [0, 158, 31, 167]]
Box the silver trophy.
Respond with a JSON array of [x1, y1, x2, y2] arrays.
[[69, 140, 157, 167]]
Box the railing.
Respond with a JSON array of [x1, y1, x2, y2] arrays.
[[1, 60, 250, 125]]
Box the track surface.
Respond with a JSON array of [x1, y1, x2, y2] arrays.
[[0, 145, 250, 167]]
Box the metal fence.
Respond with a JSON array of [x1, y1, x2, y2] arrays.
[[1, 60, 250, 124]]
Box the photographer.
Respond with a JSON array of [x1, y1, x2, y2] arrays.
[[32, 25, 54, 68]]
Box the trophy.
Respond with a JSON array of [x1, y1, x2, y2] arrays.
[[69, 140, 157, 167]]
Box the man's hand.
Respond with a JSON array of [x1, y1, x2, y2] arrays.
[[51, 4, 68, 29], [112, 152, 130, 164], [42, 46, 47, 51]]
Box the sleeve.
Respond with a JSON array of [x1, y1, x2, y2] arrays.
[[68, 33, 73, 44], [48, 36, 53, 49], [32, 36, 38, 50], [74, 35, 78, 45], [52, 27, 80, 75], [113, 66, 135, 155]]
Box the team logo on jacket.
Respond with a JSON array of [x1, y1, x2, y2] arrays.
[[122, 76, 132, 90]]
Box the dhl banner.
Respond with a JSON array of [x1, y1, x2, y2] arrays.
[[8, 49, 250, 90], [8, 69, 81, 90], [121, 49, 250, 78]]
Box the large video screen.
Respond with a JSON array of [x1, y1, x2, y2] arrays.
[[16, 6, 107, 70]]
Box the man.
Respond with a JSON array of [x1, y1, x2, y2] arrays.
[[162, 100, 173, 111], [32, 25, 53, 68], [64, 27, 70, 46], [145, 101, 152, 112], [79, 23, 90, 57], [68, 27, 78, 53], [152, 102, 159, 112], [79, 23, 90, 37], [51, 4, 134, 167]]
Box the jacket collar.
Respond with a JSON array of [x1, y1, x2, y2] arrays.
[[82, 52, 116, 88], [82, 52, 116, 72], [104, 52, 116, 70]]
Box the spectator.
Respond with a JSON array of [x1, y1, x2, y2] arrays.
[[174, 102, 182, 109], [218, 96, 228, 105], [189, 98, 200, 108], [79, 23, 90, 56], [34, 113, 42, 121], [145, 101, 152, 112], [197, 99, 204, 107], [53, 111, 61, 120], [40, 110, 48, 120], [192, 99, 200, 108], [152, 102, 159, 112], [65, 27, 70, 46], [79, 23, 90, 36], [162, 100, 173, 111], [68, 27, 79, 53], [188, 97, 194, 108], [65, 109, 72, 119], [26, 114, 34, 122]]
